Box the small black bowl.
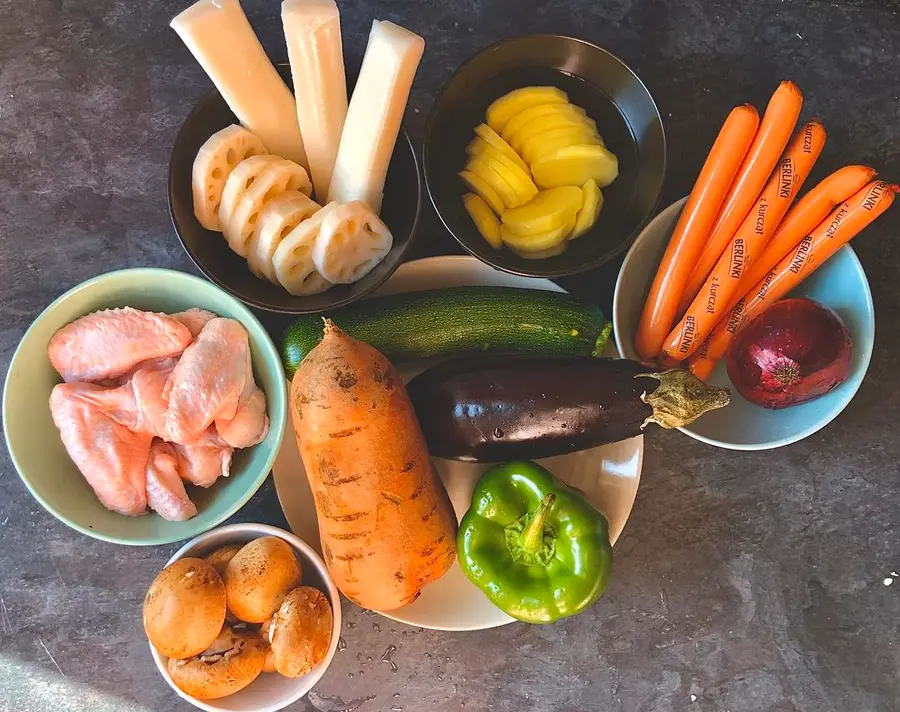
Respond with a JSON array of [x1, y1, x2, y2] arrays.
[[169, 65, 421, 314], [423, 34, 666, 278]]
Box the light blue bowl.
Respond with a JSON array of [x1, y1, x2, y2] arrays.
[[614, 198, 874, 450], [3, 269, 287, 544]]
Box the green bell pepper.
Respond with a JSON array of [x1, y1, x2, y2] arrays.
[[458, 461, 612, 624]]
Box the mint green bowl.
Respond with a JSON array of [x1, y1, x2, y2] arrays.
[[2, 269, 287, 546]]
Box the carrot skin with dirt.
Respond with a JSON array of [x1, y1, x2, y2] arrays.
[[663, 119, 826, 360], [634, 104, 759, 361], [680, 81, 804, 311], [290, 321, 457, 611], [689, 180, 897, 378]]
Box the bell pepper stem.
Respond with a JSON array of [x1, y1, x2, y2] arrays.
[[522, 493, 556, 554]]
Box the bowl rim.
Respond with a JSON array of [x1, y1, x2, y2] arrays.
[[167, 84, 423, 314], [149, 523, 343, 712], [2, 267, 287, 545], [423, 32, 667, 279], [613, 197, 875, 451]]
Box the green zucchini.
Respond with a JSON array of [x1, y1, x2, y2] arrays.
[[281, 286, 610, 378]]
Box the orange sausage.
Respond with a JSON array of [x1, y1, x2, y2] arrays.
[[739, 164, 876, 292], [634, 104, 759, 361], [689, 181, 897, 379], [689, 336, 718, 381], [678, 81, 803, 311], [662, 120, 826, 360], [689, 164, 875, 380]]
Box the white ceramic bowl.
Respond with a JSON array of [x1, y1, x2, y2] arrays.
[[149, 523, 342, 712], [613, 197, 875, 450]]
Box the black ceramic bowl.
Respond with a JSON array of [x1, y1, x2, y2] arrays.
[[169, 65, 421, 314], [424, 34, 666, 278]]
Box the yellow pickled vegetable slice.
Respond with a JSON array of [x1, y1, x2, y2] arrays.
[[469, 153, 537, 204], [531, 144, 619, 189], [509, 113, 597, 154], [466, 156, 524, 208], [501, 215, 576, 251], [462, 193, 502, 249], [570, 180, 603, 240], [473, 124, 529, 173], [486, 86, 569, 133], [511, 241, 568, 259], [500, 103, 586, 143], [466, 140, 537, 199], [521, 126, 603, 165], [458, 170, 505, 215], [501, 186, 583, 235], [467, 137, 533, 180]]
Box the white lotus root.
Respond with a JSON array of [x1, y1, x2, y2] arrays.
[[272, 203, 339, 296], [249, 191, 321, 283], [223, 159, 312, 257], [311, 201, 393, 284], [192, 125, 268, 231], [217, 155, 280, 229]]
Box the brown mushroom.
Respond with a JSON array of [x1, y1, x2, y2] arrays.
[[203, 544, 243, 576], [143, 558, 226, 659], [167, 625, 267, 700], [269, 587, 334, 678], [260, 618, 277, 673], [224, 537, 301, 623]]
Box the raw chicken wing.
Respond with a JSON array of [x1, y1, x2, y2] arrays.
[[145, 440, 198, 521], [70, 367, 172, 439], [49, 307, 192, 383], [130, 365, 174, 438], [216, 387, 269, 448], [50, 383, 152, 516], [172, 308, 217, 338], [174, 427, 233, 487], [166, 318, 253, 444], [98, 356, 179, 388], [48, 307, 267, 522]]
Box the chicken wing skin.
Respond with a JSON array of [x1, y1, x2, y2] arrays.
[[50, 382, 152, 516], [173, 427, 233, 488], [145, 440, 198, 521], [171, 308, 217, 338], [48, 307, 191, 383], [165, 318, 253, 444], [216, 387, 269, 448]]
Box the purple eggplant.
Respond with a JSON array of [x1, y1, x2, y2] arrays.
[[406, 356, 730, 462]]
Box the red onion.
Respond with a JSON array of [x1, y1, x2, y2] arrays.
[[726, 298, 852, 410]]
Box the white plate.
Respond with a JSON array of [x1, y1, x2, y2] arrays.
[[273, 255, 643, 631]]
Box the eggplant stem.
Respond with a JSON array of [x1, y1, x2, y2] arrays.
[[636, 369, 731, 429]]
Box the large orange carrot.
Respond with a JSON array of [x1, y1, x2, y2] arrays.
[[291, 321, 457, 611], [679, 82, 803, 311], [634, 104, 759, 361], [739, 164, 876, 292], [662, 120, 825, 360], [689, 181, 897, 379]]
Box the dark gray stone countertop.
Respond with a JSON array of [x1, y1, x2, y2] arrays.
[[1, 0, 899, 710]]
